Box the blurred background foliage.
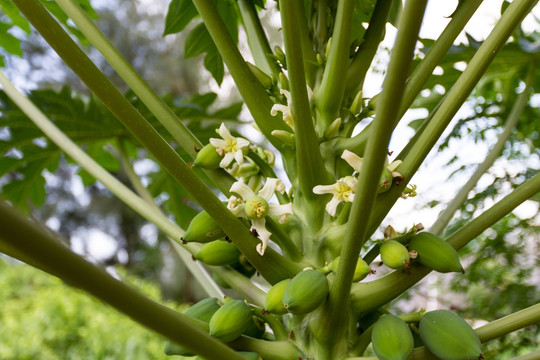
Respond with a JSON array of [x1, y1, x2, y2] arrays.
[[0, 258, 174, 359]]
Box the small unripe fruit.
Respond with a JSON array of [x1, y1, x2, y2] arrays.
[[193, 143, 223, 169], [282, 269, 329, 315], [209, 300, 253, 342], [244, 195, 269, 219], [183, 210, 225, 243], [409, 232, 463, 273], [372, 314, 414, 360], [243, 315, 266, 338], [194, 240, 240, 266], [380, 240, 410, 269], [378, 167, 394, 193], [264, 278, 290, 315], [419, 310, 482, 360], [331, 256, 371, 282]]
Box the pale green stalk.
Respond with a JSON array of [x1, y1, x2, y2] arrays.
[[190, 0, 290, 150], [344, 0, 394, 99], [0, 69, 225, 298], [313, 0, 427, 351], [13, 0, 302, 283], [280, 0, 330, 229], [350, 170, 540, 315], [237, 0, 280, 76], [430, 63, 536, 235], [0, 201, 246, 360], [55, 0, 234, 194], [313, 0, 355, 128]]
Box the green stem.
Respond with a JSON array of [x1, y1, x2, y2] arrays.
[[237, 0, 280, 76], [350, 170, 540, 315], [313, 0, 355, 129], [280, 0, 330, 226], [344, 0, 394, 100], [190, 0, 290, 150], [339, 0, 484, 153], [315, 0, 328, 54], [231, 337, 300, 360], [13, 0, 302, 284], [55, 0, 234, 195], [430, 63, 536, 235], [0, 201, 246, 360], [314, 0, 427, 349], [266, 219, 303, 261], [475, 303, 540, 343], [208, 265, 265, 306], [362, 0, 538, 242], [399, 0, 484, 118], [409, 303, 540, 359], [250, 306, 289, 341]]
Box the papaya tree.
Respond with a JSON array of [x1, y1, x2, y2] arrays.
[[0, 0, 539, 359]]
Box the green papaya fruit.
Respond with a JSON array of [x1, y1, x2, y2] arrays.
[[183, 210, 225, 243], [380, 240, 410, 269], [331, 256, 371, 282], [184, 297, 222, 323], [372, 314, 414, 360], [194, 240, 240, 266], [193, 143, 223, 169], [164, 297, 221, 356], [209, 299, 253, 342], [409, 232, 463, 273], [264, 278, 290, 315], [282, 269, 329, 315], [419, 310, 482, 360], [243, 315, 266, 338], [378, 167, 394, 193]]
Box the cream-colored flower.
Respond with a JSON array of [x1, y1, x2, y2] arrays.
[[227, 178, 293, 255], [341, 149, 402, 173], [209, 123, 250, 168], [313, 176, 358, 217], [270, 89, 294, 129]]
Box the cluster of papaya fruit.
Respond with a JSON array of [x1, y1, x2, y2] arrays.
[[165, 297, 263, 359], [181, 209, 256, 287], [370, 310, 482, 360], [380, 231, 464, 274], [265, 268, 330, 315]]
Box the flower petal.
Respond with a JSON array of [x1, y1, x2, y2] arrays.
[[219, 152, 235, 168], [218, 123, 233, 139], [252, 218, 271, 255], [230, 180, 256, 200], [313, 184, 337, 195], [259, 178, 282, 200], [341, 150, 364, 173], [268, 203, 293, 217], [325, 196, 342, 217]]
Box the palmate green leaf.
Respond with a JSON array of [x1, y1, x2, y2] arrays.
[[174, 0, 238, 85], [163, 0, 199, 36], [0, 0, 31, 33]]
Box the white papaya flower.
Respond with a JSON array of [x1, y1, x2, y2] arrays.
[[209, 123, 250, 168], [270, 89, 294, 129], [227, 178, 292, 255], [313, 176, 358, 217]]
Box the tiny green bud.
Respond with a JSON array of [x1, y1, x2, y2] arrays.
[[193, 143, 223, 169]]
